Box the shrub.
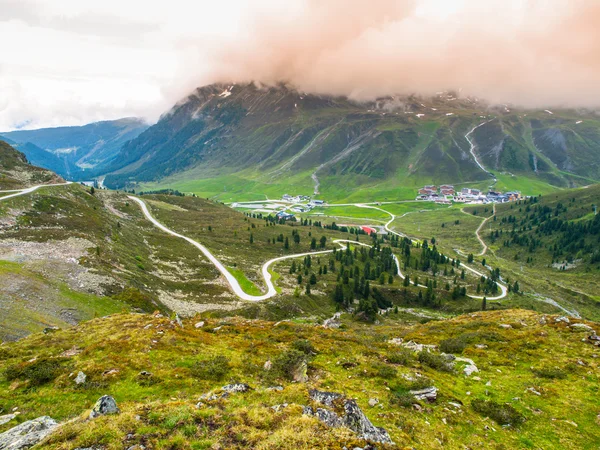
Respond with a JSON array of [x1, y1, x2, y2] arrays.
[[418, 351, 454, 373], [372, 363, 396, 379], [471, 399, 525, 426], [387, 349, 413, 366], [439, 337, 468, 354], [532, 367, 567, 379], [271, 349, 307, 381], [290, 339, 316, 356], [4, 358, 64, 386], [190, 355, 231, 381]]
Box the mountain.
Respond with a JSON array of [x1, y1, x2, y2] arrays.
[[102, 83, 600, 201], [1, 118, 149, 179], [0, 140, 63, 189]]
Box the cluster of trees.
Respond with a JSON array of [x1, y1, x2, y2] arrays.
[[495, 196, 600, 264], [330, 243, 396, 318], [138, 188, 185, 196]]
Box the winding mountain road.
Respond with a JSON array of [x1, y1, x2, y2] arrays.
[[0, 182, 73, 201], [130, 196, 507, 302]]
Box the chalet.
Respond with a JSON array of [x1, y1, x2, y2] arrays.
[[276, 211, 295, 220]]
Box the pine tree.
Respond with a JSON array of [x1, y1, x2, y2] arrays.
[[305, 283, 311, 295], [482, 296, 487, 311], [250, 233, 254, 244], [284, 237, 289, 249]]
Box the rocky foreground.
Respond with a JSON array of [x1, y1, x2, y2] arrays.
[[0, 310, 599, 449]]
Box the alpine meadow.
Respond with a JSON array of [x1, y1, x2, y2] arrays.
[[1, 1, 600, 449]]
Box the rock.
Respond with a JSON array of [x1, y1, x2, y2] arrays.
[[456, 357, 478, 376], [0, 416, 58, 450], [343, 399, 393, 444], [309, 389, 344, 407], [0, 414, 17, 426], [570, 323, 594, 332], [194, 321, 205, 329], [60, 346, 82, 357], [475, 344, 488, 349], [410, 386, 438, 402], [388, 338, 403, 346], [42, 327, 59, 334], [271, 403, 288, 412], [221, 383, 250, 394], [368, 398, 379, 407], [139, 371, 152, 377], [89, 395, 120, 419], [175, 314, 183, 328], [305, 392, 393, 445], [323, 313, 342, 329], [263, 360, 272, 371], [74, 371, 87, 385], [291, 359, 308, 383], [538, 316, 547, 325], [555, 316, 570, 324], [102, 369, 119, 377], [402, 340, 437, 352], [313, 408, 344, 428], [266, 386, 283, 392], [526, 387, 542, 396], [499, 324, 512, 329]]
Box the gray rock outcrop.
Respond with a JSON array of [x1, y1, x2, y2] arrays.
[[0, 416, 58, 450], [304, 389, 393, 445], [89, 395, 120, 419]]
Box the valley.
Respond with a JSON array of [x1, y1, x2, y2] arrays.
[[1, 89, 600, 450]]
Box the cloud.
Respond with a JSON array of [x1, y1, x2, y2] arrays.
[[0, 0, 599, 130], [204, 0, 600, 108]]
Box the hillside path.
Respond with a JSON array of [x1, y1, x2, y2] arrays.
[[0, 182, 72, 201], [131, 196, 507, 301]]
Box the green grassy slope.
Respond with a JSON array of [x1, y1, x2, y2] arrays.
[[0, 310, 598, 449]]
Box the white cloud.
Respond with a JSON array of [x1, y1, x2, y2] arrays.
[[1, 0, 599, 130]]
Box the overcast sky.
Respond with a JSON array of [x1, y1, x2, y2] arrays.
[[1, 0, 599, 130]]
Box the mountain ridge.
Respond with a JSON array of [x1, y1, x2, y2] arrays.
[[100, 83, 600, 201]]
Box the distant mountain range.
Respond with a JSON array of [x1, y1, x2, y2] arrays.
[[3, 84, 600, 200], [0, 118, 149, 180], [100, 83, 600, 200]]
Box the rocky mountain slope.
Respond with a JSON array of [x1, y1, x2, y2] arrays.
[[0, 141, 63, 190], [102, 83, 600, 201], [1, 118, 149, 180], [0, 310, 599, 449]]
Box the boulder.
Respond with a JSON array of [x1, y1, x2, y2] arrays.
[[291, 359, 308, 383], [410, 386, 438, 402], [555, 316, 570, 324], [309, 389, 343, 407], [499, 324, 512, 329], [305, 390, 393, 445], [221, 383, 250, 394], [266, 386, 283, 392], [368, 398, 379, 407], [343, 399, 393, 444], [570, 323, 594, 332], [263, 360, 272, 371], [0, 416, 58, 450], [74, 371, 87, 385], [89, 395, 120, 419], [323, 313, 342, 329], [194, 321, 205, 329]]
